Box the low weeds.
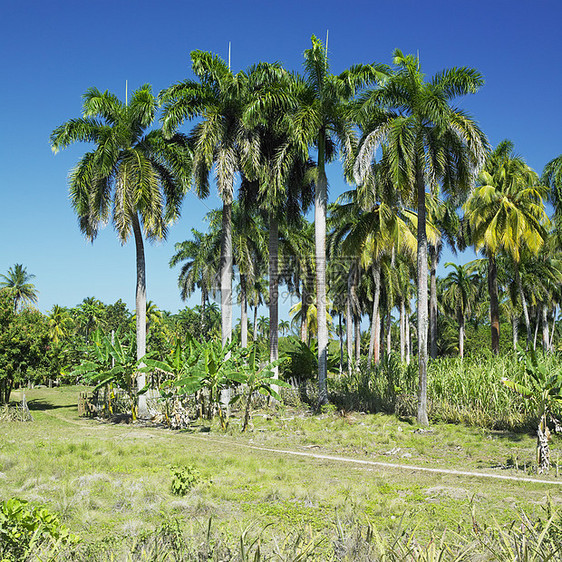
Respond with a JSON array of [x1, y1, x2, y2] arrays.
[[7, 506, 562, 561]]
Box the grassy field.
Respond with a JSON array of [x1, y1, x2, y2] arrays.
[[1, 386, 561, 560]]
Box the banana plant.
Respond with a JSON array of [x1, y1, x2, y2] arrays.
[[230, 345, 290, 431], [502, 348, 562, 473], [72, 329, 152, 420]]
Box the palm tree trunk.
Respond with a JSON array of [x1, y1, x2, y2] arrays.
[[253, 305, 258, 342], [458, 311, 465, 358], [416, 164, 429, 426], [386, 303, 392, 356], [549, 305, 557, 352], [315, 130, 328, 405], [240, 274, 248, 348], [269, 216, 279, 380], [220, 200, 233, 347], [354, 315, 361, 365], [201, 286, 207, 335], [367, 261, 381, 369], [374, 310, 381, 366], [132, 213, 148, 419], [405, 311, 411, 365], [513, 263, 531, 349], [400, 298, 405, 362], [512, 315, 518, 350], [488, 254, 500, 355], [338, 313, 344, 375], [542, 304, 549, 353], [533, 308, 540, 351], [346, 273, 353, 376], [429, 245, 438, 359], [300, 285, 309, 343]]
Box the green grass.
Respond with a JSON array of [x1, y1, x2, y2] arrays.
[[1, 385, 561, 560]]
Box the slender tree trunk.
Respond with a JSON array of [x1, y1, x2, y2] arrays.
[[374, 310, 381, 366], [346, 271, 353, 376], [201, 286, 207, 335], [240, 274, 248, 348], [315, 131, 328, 404], [533, 308, 540, 351], [429, 245, 438, 359], [354, 315, 361, 365], [367, 261, 381, 369], [269, 216, 279, 381], [220, 200, 233, 347], [253, 306, 258, 342], [132, 213, 148, 419], [405, 311, 411, 365], [338, 313, 344, 375], [458, 311, 465, 359], [549, 305, 557, 352], [386, 303, 392, 356], [542, 304, 549, 353], [512, 315, 518, 350], [488, 254, 500, 355], [400, 299, 405, 362], [300, 285, 309, 343], [513, 263, 531, 349], [416, 164, 429, 426]]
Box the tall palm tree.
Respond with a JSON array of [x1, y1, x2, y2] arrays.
[[50, 85, 190, 417], [241, 65, 314, 377], [298, 36, 388, 402], [441, 263, 478, 357], [0, 264, 38, 312], [161, 51, 265, 348], [355, 50, 488, 424], [464, 140, 549, 351]]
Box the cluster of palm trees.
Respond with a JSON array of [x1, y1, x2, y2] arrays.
[[50, 37, 562, 424]]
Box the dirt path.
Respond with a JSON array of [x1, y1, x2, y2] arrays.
[[183, 433, 562, 487]]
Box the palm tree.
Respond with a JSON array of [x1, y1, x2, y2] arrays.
[[48, 305, 73, 345], [161, 51, 260, 348], [0, 264, 38, 312], [169, 228, 219, 335], [355, 50, 488, 424], [297, 36, 388, 402], [464, 140, 549, 351], [51, 85, 190, 417], [441, 263, 478, 357]]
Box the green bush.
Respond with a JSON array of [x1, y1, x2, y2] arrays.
[[0, 497, 79, 561]]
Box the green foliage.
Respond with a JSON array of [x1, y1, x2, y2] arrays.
[[0, 292, 49, 404], [0, 498, 79, 561], [169, 465, 207, 496], [71, 329, 151, 419], [502, 348, 562, 425], [229, 346, 290, 431], [281, 337, 339, 384]]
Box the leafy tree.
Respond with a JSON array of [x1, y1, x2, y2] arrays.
[[355, 49, 488, 424], [0, 292, 49, 404], [0, 264, 38, 312], [51, 85, 190, 417]]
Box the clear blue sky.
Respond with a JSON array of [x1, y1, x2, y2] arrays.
[[2, 0, 561, 316]]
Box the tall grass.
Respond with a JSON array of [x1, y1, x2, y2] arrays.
[[329, 352, 562, 430]]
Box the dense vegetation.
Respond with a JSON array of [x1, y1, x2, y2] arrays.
[[2, 36, 562, 559]]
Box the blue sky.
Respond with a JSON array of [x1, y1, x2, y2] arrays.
[[1, 0, 561, 317]]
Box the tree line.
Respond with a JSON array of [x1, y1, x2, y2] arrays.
[[28, 36, 562, 424]]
